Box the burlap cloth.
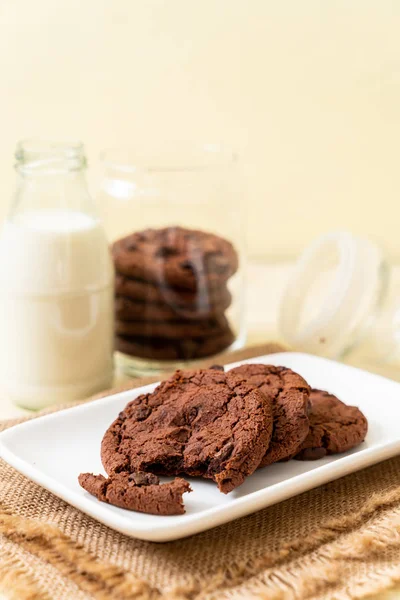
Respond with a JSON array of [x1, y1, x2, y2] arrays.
[[1, 343, 400, 600]]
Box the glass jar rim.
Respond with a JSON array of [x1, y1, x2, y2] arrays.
[[16, 139, 86, 174], [100, 143, 238, 175]]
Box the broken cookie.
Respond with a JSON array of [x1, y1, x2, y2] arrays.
[[78, 471, 191, 515]]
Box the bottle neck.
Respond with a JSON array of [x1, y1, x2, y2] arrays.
[[10, 140, 97, 221], [15, 139, 86, 173]]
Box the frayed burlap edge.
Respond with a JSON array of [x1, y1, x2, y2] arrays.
[[1, 485, 400, 599], [0, 544, 52, 600], [0, 502, 159, 600]]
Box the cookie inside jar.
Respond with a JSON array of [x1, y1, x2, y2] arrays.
[[112, 226, 240, 374]]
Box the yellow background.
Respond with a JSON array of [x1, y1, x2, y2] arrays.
[[1, 0, 400, 259]]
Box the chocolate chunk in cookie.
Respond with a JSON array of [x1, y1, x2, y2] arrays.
[[112, 227, 238, 291], [229, 364, 310, 466], [78, 472, 191, 515], [294, 389, 368, 460], [101, 368, 273, 493]]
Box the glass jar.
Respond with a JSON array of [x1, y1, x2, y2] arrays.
[[97, 144, 246, 376], [0, 140, 114, 409]]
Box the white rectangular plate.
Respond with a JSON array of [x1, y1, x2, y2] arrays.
[[1, 352, 400, 542]]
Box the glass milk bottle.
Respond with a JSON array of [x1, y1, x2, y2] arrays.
[[0, 140, 114, 409]]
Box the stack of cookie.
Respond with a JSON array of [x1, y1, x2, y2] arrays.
[[112, 226, 239, 361], [79, 364, 368, 515]]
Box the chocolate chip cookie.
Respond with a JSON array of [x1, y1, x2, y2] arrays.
[[229, 364, 310, 466], [115, 293, 231, 322], [115, 314, 232, 340], [101, 368, 273, 494], [79, 472, 191, 515], [112, 227, 239, 291], [115, 329, 235, 360], [115, 274, 232, 312], [294, 389, 368, 460]]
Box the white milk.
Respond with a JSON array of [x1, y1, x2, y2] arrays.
[[0, 210, 114, 409]]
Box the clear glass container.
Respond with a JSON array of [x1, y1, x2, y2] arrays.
[[97, 144, 246, 376], [278, 231, 400, 373], [0, 140, 114, 409]]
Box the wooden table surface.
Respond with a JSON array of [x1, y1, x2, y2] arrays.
[[1, 262, 399, 599]]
